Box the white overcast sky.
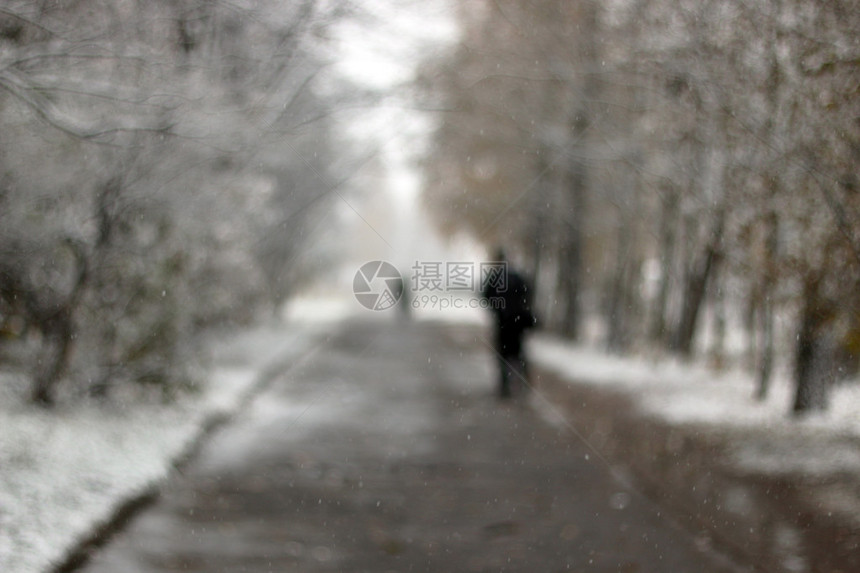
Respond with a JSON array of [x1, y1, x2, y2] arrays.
[[332, 0, 458, 90], [327, 1, 484, 271]]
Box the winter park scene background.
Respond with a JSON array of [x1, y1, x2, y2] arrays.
[[0, 1, 858, 572]]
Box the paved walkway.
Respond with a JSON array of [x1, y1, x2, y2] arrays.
[[80, 318, 744, 572]]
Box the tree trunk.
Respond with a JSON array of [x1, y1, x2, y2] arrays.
[[557, 210, 583, 340], [792, 273, 833, 415], [557, 1, 597, 341], [755, 181, 780, 399], [31, 314, 73, 406], [557, 115, 588, 340], [90, 176, 123, 399], [743, 285, 759, 371], [672, 208, 724, 357], [30, 240, 89, 406], [649, 189, 678, 344], [708, 264, 726, 368], [753, 38, 782, 399], [607, 179, 639, 353], [606, 233, 630, 352], [528, 153, 552, 298], [755, 295, 775, 400], [672, 247, 717, 356]]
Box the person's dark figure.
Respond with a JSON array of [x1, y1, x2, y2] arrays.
[[482, 249, 537, 399]]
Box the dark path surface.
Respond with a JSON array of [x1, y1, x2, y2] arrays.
[[79, 318, 744, 572]]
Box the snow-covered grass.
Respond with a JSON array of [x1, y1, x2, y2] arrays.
[[530, 334, 860, 476], [0, 321, 320, 573]]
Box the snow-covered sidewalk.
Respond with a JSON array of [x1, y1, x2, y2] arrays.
[[0, 320, 323, 573]]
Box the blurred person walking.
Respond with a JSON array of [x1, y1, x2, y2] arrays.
[[482, 249, 537, 398]]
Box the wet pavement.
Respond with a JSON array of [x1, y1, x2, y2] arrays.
[[79, 318, 744, 572]]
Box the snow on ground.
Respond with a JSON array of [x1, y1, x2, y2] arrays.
[[530, 333, 860, 528], [0, 321, 322, 573], [411, 296, 490, 326], [282, 295, 360, 325], [530, 334, 860, 476], [2, 298, 855, 572]]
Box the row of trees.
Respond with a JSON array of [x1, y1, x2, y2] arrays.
[[0, 0, 359, 406], [420, 0, 859, 414]]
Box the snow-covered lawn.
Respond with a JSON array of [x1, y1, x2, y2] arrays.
[[530, 333, 860, 525], [0, 321, 321, 573]]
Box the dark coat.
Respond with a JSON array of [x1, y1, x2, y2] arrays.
[[483, 268, 536, 356]]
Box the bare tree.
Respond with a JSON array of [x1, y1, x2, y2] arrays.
[[0, 0, 358, 405], [419, 0, 859, 415]]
